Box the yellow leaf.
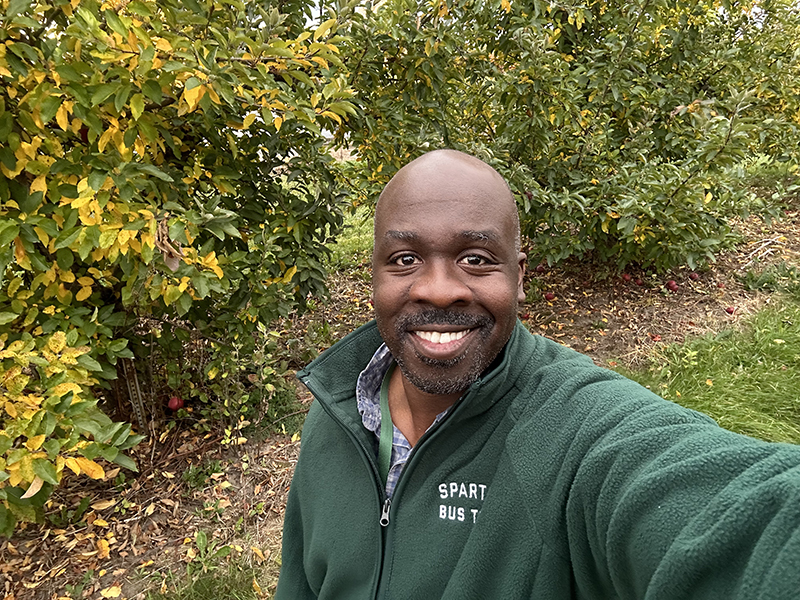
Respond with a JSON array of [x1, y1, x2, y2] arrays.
[[75, 457, 105, 479], [31, 175, 47, 193], [78, 276, 94, 286], [14, 237, 31, 270], [243, 113, 256, 128], [65, 457, 81, 475], [314, 17, 337, 41], [56, 104, 70, 130], [501, 0, 511, 13], [76, 286, 92, 301], [93, 518, 109, 527], [48, 331, 67, 353], [92, 499, 117, 510], [98, 128, 115, 153], [99, 584, 121, 598], [705, 379, 713, 386], [97, 539, 111, 559], [155, 38, 171, 52], [182, 85, 205, 112], [25, 434, 46, 451], [34, 226, 50, 245], [282, 265, 297, 284], [252, 546, 265, 561], [320, 110, 341, 124], [273, 116, 283, 131], [53, 382, 82, 396], [206, 86, 221, 104]]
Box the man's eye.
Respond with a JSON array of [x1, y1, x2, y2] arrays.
[[459, 255, 488, 266], [392, 254, 419, 266]]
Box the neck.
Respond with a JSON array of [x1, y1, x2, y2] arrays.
[[387, 367, 462, 446]]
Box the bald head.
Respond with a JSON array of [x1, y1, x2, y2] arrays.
[[376, 150, 521, 252]]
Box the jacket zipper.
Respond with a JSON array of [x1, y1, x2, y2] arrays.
[[297, 373, 390, 598], [299, 371, 481, 599], [380, 497, 391, 527]]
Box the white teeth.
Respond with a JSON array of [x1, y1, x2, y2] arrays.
[[415, 330, 469, 344]]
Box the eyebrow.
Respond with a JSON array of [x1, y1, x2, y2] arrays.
[[383, 230, 500, 243]]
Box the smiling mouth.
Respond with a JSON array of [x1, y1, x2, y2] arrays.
[[412, 329, 472, 344]]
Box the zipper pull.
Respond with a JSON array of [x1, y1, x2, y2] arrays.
[[379, 498, 391, 527]]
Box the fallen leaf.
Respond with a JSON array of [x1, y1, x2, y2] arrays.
[[100, 584, 121, 598], [97, 539, 111, 559]]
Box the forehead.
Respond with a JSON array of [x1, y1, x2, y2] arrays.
[[375, 159, 517, 245]]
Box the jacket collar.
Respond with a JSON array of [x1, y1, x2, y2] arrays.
[[298, 320, 541, 427]]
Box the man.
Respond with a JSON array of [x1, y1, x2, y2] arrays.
[[276, 150, 800, 599]]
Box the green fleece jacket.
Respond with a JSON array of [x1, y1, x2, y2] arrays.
[[276, 321, 800, 599]]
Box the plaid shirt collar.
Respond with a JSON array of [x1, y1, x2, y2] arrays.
[[356, 343, 450, 498]]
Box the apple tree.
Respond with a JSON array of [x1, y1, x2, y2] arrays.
[[339, 0, 800, 270], [0, 0, 354, 535]]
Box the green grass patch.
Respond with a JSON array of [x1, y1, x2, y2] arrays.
[[617, 298, 800, 444], [326, 206, 373, 270], [145, 558, 271, 600]]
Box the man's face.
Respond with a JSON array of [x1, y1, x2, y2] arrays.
[[372, 154, 525, 396]]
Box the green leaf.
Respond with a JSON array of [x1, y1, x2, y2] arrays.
[[137, 164, 173, 181], [54, 227, 81, 250], [32, 459, 58, 485], [76, 354, 103, 371], [91, 83, 121, 107], [103, 9, 128, 38], [0, 221, 20, 246], [0, 312, 18, 325], [6, 0, 31, 19], [314, 17, 337, 41], [176, 291, 192, 316], [142, 79, 162, 104], [130, 94, 145, 121], [39, 95, 62, 125], [0, 504, 16, 537], [112, 452, 138, 471]]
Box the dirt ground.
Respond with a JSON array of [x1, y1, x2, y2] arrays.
[[2, 209, 799, 600]]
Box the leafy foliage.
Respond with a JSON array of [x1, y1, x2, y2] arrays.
[[0, 0, 354, 534], [340, 0, 800, 271]]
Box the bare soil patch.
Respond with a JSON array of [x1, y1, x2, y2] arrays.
[[2, 210, 799, 599]]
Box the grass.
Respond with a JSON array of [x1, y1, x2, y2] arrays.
[[617, 297, 800, 444], [145, 556, 274, 600]]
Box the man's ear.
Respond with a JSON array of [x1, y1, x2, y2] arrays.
[[517, 252, 527, 303]]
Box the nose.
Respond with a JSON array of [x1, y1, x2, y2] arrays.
[[407, 260, 473, 308]]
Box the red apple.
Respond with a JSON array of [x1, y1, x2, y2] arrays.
[[725, 306, 735, 315], [717, 282, 725, 288], [544, 292, 555, 301], [666, 280, 678, 292], [622, 273, 632, 282], [634, 278, 644, 286], [168, 396, 184, 411], [689, 272, 699, 281], [535, 264, 546, 273]]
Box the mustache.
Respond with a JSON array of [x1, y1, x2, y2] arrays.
[[396, 310, 493, 331]]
